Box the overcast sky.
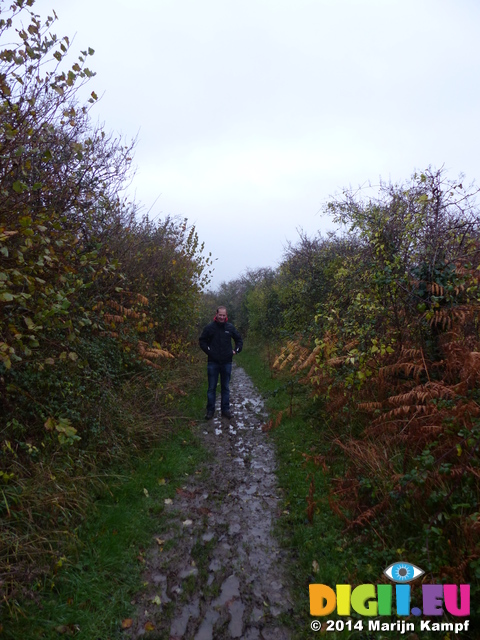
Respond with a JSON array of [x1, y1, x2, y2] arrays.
[[30, 0, 480, 288]]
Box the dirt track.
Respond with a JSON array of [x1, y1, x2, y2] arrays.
[[125, 365, 293, 639]]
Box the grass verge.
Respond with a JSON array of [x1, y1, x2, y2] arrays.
[[1, 361, 208, 640]]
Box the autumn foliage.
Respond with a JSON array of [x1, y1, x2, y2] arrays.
[[0, 0, 211, 603], [227, 168, 480, 593]]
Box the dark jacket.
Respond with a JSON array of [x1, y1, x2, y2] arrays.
[[199, 320, 243, 364]]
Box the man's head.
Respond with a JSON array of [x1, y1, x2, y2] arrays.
[[215, 306, 228, 323]]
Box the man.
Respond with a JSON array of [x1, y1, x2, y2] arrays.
[[199, 306, 243, 420]]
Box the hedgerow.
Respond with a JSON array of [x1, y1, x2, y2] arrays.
[[0, 0, 211, 607], [212, 168, 480, 617]]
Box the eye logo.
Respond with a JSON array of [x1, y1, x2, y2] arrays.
[[384, 562, 424, 583]]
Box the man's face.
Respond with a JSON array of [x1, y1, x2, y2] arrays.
[[216, 309, 227, 322]]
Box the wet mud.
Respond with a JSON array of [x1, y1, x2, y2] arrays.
[[125, 365, 293, 639]]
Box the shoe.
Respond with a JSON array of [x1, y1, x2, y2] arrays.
[[221, 411, 232, 419], [204, 412, 214, 420]]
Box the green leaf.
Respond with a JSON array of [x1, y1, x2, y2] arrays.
[[55, 418, 81, 445], [23, 316, 35, 329], [12, 180, 28, 193]]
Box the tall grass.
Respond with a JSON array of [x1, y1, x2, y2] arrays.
[[1, 350, 208, 638]]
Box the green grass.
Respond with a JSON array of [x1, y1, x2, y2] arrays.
[[2, 379, 208, 640], [239, 343, 360, 639]]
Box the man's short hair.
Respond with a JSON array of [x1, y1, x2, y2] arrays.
[[217, 306, 227, 313]]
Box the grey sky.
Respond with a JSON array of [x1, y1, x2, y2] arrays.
[[30, 0, 480, 288]]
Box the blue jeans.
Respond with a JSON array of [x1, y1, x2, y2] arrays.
[[207, 361, 232, 414]]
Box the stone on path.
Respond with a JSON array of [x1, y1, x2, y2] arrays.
[[125, 365, 293, 639]]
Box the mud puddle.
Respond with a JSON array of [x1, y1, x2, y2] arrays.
[[125, 365, 293, 639]]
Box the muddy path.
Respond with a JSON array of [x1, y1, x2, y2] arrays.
[[125, 365, 293, 639]]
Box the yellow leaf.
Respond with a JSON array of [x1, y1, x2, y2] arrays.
[[144, 621, 155, 631], [44, 417, 55, 431], [152, 595, 161, 605], [121, 619, 133, 629]]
